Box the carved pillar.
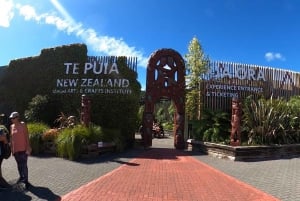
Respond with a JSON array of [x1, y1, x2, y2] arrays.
[[173, 95, 185, 149], [142, 112, 154, 147], [81, 94, 91, 127], [230, 98, 241, 146], [174, 111, 185, 149]]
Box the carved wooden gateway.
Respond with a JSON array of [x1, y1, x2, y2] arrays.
[[142, 49, 185, 149]]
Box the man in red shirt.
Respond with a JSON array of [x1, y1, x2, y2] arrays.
[[10, 112, 32, 189]]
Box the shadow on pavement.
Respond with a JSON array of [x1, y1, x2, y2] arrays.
[[0, 182, 60, 201], [74, 135, 206, 164], [110, 159, 140, 166], [27, 185, 60, 201]]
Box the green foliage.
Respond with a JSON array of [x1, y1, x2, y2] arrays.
[[55, 124, 123, 160], [192, 109, 230, 143], [154, 101, 173, 123], [0, 44, 141, 148], [25, 95, 48, 122], [137, 99, 175, 133], [27, 122, 50, 155], [85, 124, 121, 144], [162, 122, 173, 131], [243, 96, 300, 145], [92, 94, 140, 148], [86, 125, 124, 152], [105, 128, 124, 152], [56, 124, 89, 160], [136, 105, 144, 130], [286, 96, 300, 128], [25, 95, 61, 126], [186, 90, 200, 120], [190, 120, 204, 141], [185, 36, 210, 120], [185, 37, 210, 87], [85, 124, 105, 144], [0, 44, 87, 115], [101, 127, 124, 152]]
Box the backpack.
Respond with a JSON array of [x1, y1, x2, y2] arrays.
[[0, 126, 9, 142], [0, 127, 11, 159]]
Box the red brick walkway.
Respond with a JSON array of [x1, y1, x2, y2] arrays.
[[59, 148, 279, 201]]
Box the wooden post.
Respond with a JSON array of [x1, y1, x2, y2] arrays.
[[230, 98, 241, 146], [81, 94, 91, 127]]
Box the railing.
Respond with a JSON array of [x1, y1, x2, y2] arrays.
[[87, 56, 137, 73]]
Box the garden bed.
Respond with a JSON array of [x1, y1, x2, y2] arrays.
[[81, 142, 116, 159], [187, 139, 300, 161]]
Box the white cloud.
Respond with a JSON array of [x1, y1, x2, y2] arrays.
[[17, 4, 38, 21], [50, 0, 74, 24], [1, 0, 148, 67], [38, 0, 149, 67], [265, 52, 285, 62], [0, 0, 14, 27]]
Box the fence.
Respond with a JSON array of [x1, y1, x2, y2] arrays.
[[87, 56, 137, 72], [201, 61, 300, 111]]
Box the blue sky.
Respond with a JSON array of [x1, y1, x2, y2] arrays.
[[1, 0, 299, 89]]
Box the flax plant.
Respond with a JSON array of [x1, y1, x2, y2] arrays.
[[243, 96, 297, 145]]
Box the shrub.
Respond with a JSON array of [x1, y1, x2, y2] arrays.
[[192, 109, 230, 143], [86, 124, 105, 143], [162, 122, 173, 131], [56, 124, 88, 160], [243, 96, 299, 145], [27, 122, 50, 155], [102, 128, 124, 152], [188, 120, 202, 140], [25, 95, 60, 126], [51, 123, 125, 160], [88, 125, 124, 152]]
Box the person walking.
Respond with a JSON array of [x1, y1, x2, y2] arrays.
[[0, 114, 11, 189], [9, 112, 32, 189]]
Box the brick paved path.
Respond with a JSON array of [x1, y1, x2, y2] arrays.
[[1, 135, 298, 201], [60, 147, 279, 201]]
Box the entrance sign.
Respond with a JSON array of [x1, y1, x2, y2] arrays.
[[201, 61, 300, 111], [208, 64, 266, 81], [52, 56, 136, 95]]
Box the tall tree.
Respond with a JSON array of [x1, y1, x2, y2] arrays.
[[185, 36, 209, 120]]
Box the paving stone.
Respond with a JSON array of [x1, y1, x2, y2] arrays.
[[1, 136, 298, 201]]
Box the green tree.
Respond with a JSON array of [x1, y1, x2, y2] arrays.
[[25, 95, 60, 126], [185, 36, 209, 120]]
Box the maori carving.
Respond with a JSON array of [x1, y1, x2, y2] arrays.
[[230, 98, 241, 146], [81, 94, 91, 127], [142, 49, 185, 149]]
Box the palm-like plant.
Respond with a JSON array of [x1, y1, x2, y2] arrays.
[[243, 96, 297, 145]]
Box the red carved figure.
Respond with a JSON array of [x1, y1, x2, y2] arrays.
[[230, 98, 241, 146], [81, 95, 91, 127]]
